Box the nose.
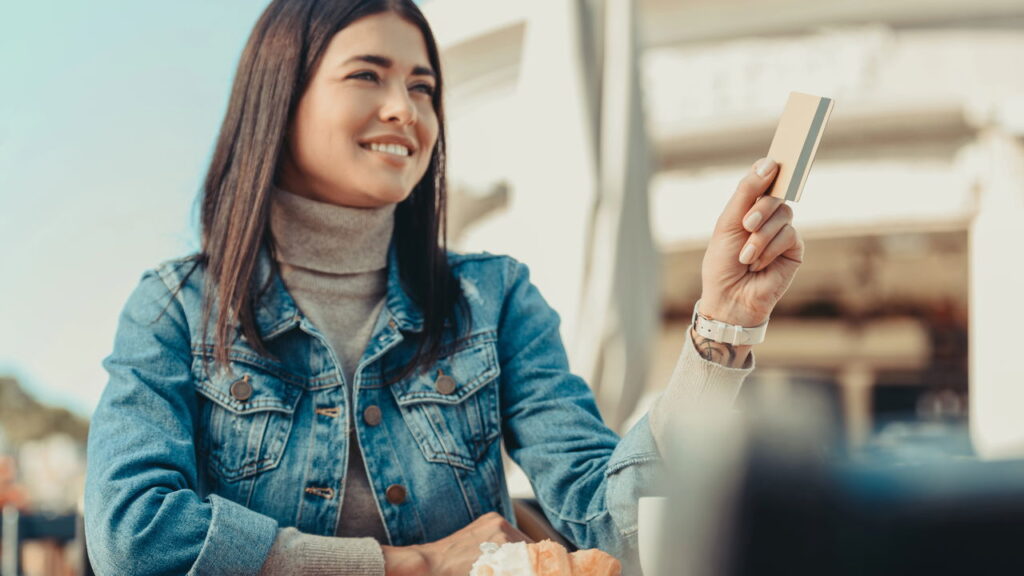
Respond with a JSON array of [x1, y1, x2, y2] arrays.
[[380, 82, 417, 126]]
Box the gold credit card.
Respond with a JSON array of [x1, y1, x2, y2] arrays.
[[766, 92, 835, 202]]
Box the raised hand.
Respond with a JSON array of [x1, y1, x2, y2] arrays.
[[696, 158, 804, 364]]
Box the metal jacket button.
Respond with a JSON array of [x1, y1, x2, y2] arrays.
[[230, 375, 253, 402], [434, 370, 456, 395], [363, 405, 382, 427], [386, 484, 407, 505]]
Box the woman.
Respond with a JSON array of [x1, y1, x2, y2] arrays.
[[84, 0, 802, 574]]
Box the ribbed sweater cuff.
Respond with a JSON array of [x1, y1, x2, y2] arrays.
[[649, 330, 754, 452], [258, 527, 385, 576]]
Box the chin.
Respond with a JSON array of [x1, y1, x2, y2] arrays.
[[358, 186, 414, 208], [379, 185, 416, 205], [324, 174, 422, 207], [384, 177, 425, 201]]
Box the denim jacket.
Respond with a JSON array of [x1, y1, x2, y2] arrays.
[[85, 246, 662, 575]]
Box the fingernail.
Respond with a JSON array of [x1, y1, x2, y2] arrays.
[[755, 158, 777, 178], [739, 244, 756, 265], [743, 211, 763, 231]]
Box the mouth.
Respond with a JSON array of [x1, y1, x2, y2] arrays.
[[359, 141, 414, 158]]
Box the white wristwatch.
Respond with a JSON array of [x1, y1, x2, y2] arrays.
[[691, 300, 769, 346]]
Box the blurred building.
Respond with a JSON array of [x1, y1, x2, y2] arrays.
[[423, 0, 1024, 455]]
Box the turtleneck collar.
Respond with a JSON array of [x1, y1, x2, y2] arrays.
[[269, 186, 395, 275]]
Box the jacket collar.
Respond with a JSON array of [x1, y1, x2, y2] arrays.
[[252, 238, 424, 340]]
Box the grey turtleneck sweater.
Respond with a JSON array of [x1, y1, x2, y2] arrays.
[[256, 188, 754, 575], [259, 188, 393, 575]]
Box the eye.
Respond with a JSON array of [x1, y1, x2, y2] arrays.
[[347, 70, 380, 83], [410, 83, 435, 97]]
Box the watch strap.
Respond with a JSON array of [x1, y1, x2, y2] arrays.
[[692, 300, 769, 346]]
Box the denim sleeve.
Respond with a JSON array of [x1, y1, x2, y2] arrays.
[[85, 271, 278, 575], [496, 259, 662, 574]]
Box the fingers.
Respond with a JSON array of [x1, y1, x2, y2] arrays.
[[750, 223, 804, 273], [477, 511, 532, 543], [738, 203, 794, 267], [416, 512, 533, 575], [741, 194, 786, 233], [717, 157, 779, 233]]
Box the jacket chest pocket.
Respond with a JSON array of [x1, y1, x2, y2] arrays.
[[391, 334, 501, 470], [194, 362, 302, 483]]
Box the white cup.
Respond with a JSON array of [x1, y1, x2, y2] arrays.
[[638, 496, 668, 576]]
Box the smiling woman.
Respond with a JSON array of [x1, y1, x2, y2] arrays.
[[278, 13, 440, 207], [83, 0, 804, 575], [192, 0, 457, 383]]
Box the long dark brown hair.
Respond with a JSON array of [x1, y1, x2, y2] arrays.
[[198, 0, 466, 379]]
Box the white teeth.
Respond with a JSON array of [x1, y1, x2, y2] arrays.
[[368, 142, 410, 157]]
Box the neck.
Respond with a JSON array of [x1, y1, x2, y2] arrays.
[[269, 186, 395, 274]]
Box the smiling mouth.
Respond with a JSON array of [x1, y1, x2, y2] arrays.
[[360, 142, 412, 157]]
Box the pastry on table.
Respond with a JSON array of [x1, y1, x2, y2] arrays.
[[469, 539, 621, 576]]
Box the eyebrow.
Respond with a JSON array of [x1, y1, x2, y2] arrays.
[[341, 54, 436, 79]]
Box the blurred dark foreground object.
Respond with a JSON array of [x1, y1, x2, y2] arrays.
[[729, 448, 1024, 575], [655, 392, 1024, 576]]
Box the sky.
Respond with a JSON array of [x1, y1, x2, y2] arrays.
[[0, 1, 285, 416]]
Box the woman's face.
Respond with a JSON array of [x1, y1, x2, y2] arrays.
[[279, 12, 439, 208]]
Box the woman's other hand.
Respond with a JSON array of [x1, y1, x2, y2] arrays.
[[697, 158, 804, 362], [382, 512, 533, 576]]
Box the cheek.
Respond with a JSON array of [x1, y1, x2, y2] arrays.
[[293, 108, 335, 167], [298, 93, 363, 157]]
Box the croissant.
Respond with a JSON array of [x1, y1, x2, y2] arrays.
[[470, 540, 621, 576]]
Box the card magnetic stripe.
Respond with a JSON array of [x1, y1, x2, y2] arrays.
[[784, 97, 832, 201]]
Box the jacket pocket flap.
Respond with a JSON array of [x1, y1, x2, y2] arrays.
[[392, 337, 500, 406], [194, 364, 301, 415]]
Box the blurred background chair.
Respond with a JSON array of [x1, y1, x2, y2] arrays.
[[0, 507, 81, 576], [513, 497, 576, 551]]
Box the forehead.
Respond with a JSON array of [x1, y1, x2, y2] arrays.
[[324, 12, 431, 69]]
